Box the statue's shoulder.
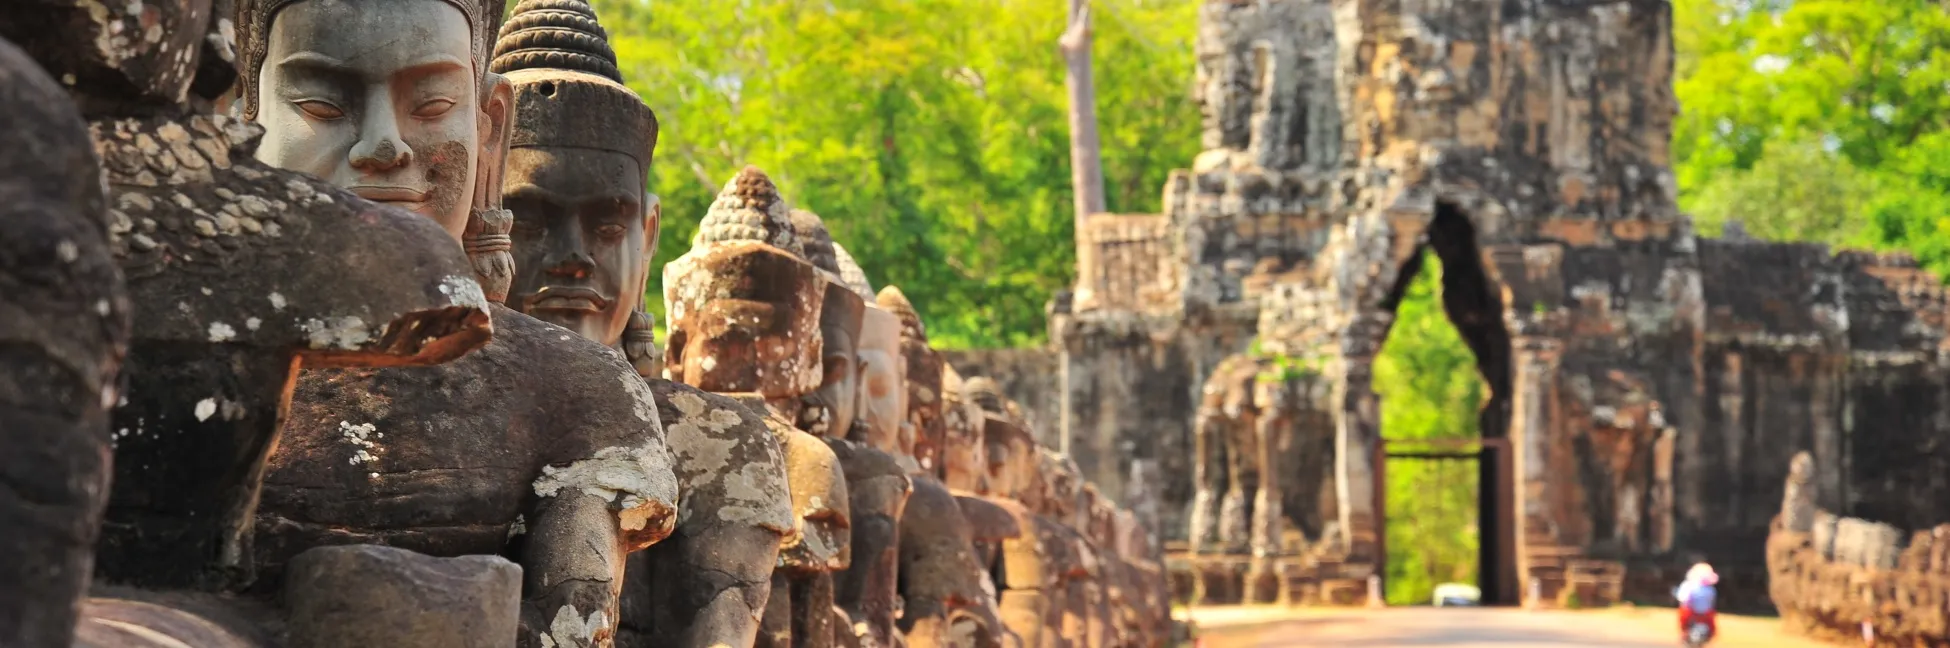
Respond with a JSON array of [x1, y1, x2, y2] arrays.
[[647, 379, 794, 534]]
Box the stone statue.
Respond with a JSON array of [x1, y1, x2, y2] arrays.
[[1034, 450, 1093, 648], [487, 5, 797, 647], [876, 288, 1005, 648], [1782, 451, 1817, 533], [878, 287, 947, 472], [1188, 353, 1261, 555], [0, 33, 130, 648], [789, 209, 916, 648], [237, 1, 685, 644], [961, 379, 1063, 648], [664, 168, 854, 648], [2, 3, 520, 646], [791, 210, 865, 438], [939, 366, 990, 494]]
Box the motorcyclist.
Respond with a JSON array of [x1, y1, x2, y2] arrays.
[[1674, 563, 1719, 643]]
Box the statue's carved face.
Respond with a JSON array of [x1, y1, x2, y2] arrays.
[[253, 0, 497, 241], [505, 147, 655, 345], [806, 285, 863, 436], [940, 389, 986, 492], [854, 307, 906, 454], [663, 244, 826, 398]]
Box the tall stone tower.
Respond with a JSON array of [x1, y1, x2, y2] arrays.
[[988, 0, 1950, 609]]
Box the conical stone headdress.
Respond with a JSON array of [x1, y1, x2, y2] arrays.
[[492, 0, 656, 169], [697, 166, 803, 257], [236, 0, 506, 120]]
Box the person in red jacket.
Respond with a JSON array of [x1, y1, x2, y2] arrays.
[[1674, 563, 1719, 643]]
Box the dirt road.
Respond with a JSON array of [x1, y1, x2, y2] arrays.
[[1184, 605, 1839, 648]]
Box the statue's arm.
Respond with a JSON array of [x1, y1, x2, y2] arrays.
[[674, 521, 786, 647], [518, 491, 631, 648]]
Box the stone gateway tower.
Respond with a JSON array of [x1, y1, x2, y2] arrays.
[[946, 0, 1950, 609]]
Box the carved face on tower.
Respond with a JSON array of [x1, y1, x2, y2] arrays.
[[492, 0, 660, 345], [241, 0, 512, 243]]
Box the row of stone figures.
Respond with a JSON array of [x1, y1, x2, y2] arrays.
[[1185, 351, 1342, 602], [0, 1, 1168, 647]]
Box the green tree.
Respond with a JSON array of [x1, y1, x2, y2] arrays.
[[1674, 0, 1950, 267], [597, 0, 1199, 348], [1373, 255, 1486, 606]]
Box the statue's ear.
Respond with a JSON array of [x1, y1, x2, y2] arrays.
[[473, 71, 516, 210], [643, 191, 662, 261]]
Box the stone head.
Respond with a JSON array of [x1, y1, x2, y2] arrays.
[[1788, 451, 1814, 485], [494, 0, 660, 346], [877, 286, 945, 471], [854, 305, 907, 456], [1037, 449, 1080, 519], [663, 167, 825, 398], [0, 0, 233, 113], [239, 0, 515, 267], [938, 365, 987, 492], [789, 209, 863, 437]]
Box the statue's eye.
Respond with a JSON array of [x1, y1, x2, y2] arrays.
[[509, 217, 545, 236], [595, 223, 627, 239], [412, 98, 457, 118], [295, 100, 344, 120]]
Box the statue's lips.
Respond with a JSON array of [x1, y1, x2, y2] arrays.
[[526, 286, 611, 313], [349, 185, 431, 209]]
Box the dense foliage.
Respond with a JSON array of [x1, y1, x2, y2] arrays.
[[598, 0, 1199, 348], [1675, 0, 1950, 267], [1374, 256, 1485, 606]]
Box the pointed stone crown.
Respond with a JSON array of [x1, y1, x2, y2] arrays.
[[491, 0, 620, 81], [833, 243, 874, 301], [876, 286, 928, 344], [492, 0, 655, 167], [697, 166, 804, 257], [790, 209, 841, 275]]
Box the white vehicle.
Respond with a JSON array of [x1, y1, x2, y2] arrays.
[[1432, 583, 1481, 607]]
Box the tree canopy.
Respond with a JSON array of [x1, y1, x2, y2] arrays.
[[1674, 0, 1950, 268], [598, 0, 1199, 348]]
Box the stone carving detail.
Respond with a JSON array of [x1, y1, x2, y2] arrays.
[[1, 2, 1172, 648], [490, 5, 796, 647], [237, 2, 685, 646]]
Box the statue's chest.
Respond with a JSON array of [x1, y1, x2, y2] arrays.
[[266, 363, 543, 529]]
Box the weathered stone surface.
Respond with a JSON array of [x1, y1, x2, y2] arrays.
[[900, 478, 1003, 648], [1768, 460, 1950, 647], [938, 0, 1950, 618], [618, 381, 793, 648], [256, 309, 679, 645], [283, 544, 521, 648], [0, 33, 129, 648]]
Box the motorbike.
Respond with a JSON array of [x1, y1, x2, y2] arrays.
[[1683, 617, 1714, 647]]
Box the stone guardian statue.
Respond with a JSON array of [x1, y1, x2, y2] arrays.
[[489, 3, 797, 646], [237, 1, 685, 644]]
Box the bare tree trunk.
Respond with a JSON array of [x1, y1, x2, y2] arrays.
[[1061, 0, 1106, 230]]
